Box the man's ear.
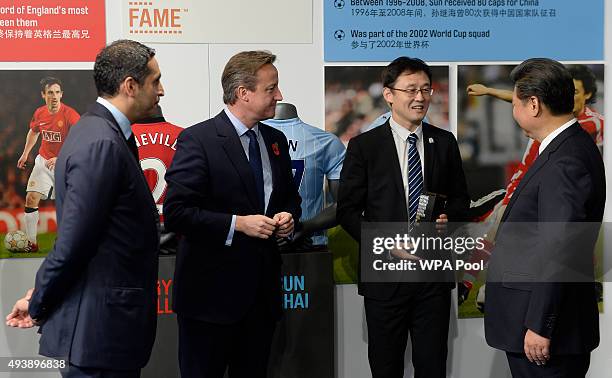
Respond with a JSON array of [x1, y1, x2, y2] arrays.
[[584, 91, 593, 102], [121, 76, 138, 97], [528, 96, 541, 117], [236, 86, 249, 103], [382, 87, 393, 107]]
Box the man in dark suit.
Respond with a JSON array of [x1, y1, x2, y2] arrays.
[[164, 50, 301, 378], [337, 57, 469, 378], [5, 40, 164, 377], [484, 58, 605, 377]]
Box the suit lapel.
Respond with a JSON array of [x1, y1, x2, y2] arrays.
[[88, 102, 139, 166], [87, 102, 159, 219], [215, 111, 261, 212], [500, 150, 548, 223], [421, 123, 436, 191], [500, 122, 581, 223], [380, 123, 408, 218]]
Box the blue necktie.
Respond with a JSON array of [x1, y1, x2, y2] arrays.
[[407, 133, 423, 224], [246, 129, 265, 213]]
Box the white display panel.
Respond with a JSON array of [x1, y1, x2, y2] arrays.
[[121, 0, 313, 44]]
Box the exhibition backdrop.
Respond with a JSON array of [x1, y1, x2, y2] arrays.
[[0, 0, 610, 377]]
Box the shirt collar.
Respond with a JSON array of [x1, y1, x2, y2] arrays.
[[538, 118, 576, 155], [389, 116, 422, 142], [224, 106, 259, 137], [96, 97, 132, 140], [263, 117, 300, 125]]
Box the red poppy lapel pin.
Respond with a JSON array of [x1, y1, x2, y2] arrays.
[[271, 142, 280, 156]]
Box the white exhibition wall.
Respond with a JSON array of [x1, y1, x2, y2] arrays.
[[0, 1, 611, 377]]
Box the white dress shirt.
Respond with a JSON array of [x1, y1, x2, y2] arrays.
[[389, 117, 425, 214], [538, 118, 577, 155], [223, 107, 273, 246]]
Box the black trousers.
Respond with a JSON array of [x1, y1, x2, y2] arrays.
[[61, 365, 139, 378], [506, 352, 590, 378], [177, 299, 277, 378], [364, 284, 451, 378]]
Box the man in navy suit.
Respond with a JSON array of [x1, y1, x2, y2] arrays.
[[164, 50, 301, 378], [485, 58, 605, 377], [5, 40, 164, 377], [337, 57, 470, 378]]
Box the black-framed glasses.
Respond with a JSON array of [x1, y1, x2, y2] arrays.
[[388, 87, 434, 97]]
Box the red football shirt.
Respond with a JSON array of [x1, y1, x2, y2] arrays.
[[577, 106, 604, 147], [502, 111, 603, 205], [132, 120, 183, 219], [29, 104, 80, 160]]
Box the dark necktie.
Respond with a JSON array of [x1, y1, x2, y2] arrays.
[[127, 134, 139, 159], [246, 129, 265, 213], [407, 133, 423, 224]]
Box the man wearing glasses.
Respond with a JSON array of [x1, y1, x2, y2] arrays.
[[338, 57, 469, 378]]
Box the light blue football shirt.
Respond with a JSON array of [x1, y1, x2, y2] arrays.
[[263, 117, 346, 245]]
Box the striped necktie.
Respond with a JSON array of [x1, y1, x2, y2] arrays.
[[407, 133, 423, 224]]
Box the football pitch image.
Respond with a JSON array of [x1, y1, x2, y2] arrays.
[[0, 232, 55, 259]]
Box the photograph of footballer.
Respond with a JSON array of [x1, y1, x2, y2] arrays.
[[17, 77, 80, 253], [455, 63, 605, 318], [0, 70, 96, 258]]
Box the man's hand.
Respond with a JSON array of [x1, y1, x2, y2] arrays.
[[524, 329, 551, 365], [236, 215, 277, 239], [45, 157, 57, 171], [390, 248, 421, 260], [17, 154, 28, 170], [5, 288, 35, 328], [273, 212, 294, 238], [435, 213, 448, 233], [467, 84, 490, 97]]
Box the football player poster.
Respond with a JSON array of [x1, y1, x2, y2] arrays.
[[0, 70, 96, 258], [456, 64, 605, 318], [324, 65, 450, 284]]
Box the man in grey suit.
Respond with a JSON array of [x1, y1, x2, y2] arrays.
[[6, 39, 164, 377]]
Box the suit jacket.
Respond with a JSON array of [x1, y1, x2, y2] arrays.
[[485, 122, 605, 354], [164, 110, 301, 324], [337, 121, 470, 300], [28, 102, 160, 369]]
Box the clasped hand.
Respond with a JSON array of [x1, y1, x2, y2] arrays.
[[236, 212, 294, 239]]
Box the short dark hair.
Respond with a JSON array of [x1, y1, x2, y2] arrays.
[[381, 57, 432, 88], [93, 40, 156, 97], [222, 50, 276, 105], [567, 65, 598, 105], [40, 77, 62, 92], [510, 58, 574, 116]]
